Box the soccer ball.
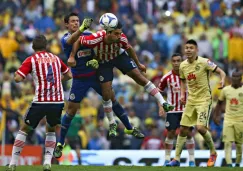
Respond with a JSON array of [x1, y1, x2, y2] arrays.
[[99, 13, 118, 31]]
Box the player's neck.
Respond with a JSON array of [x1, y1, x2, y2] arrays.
[[188, 56, 197, 63], [232, 84, 241, 89], [173, 69, 179, 75], [104, 36, 113, 44]]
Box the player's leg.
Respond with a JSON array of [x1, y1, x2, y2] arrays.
[[44, 103, 64, 171], [195, 103, 217, 167], [97, 62, 117, 137], [234, 122, 243, 167], [186, 128, 195, 166], [222, 121, 234, 167], [7, 104, 45, 171], [54, 79, 87, 158], [115, 53, 173, 112], [166, 105, 197, 167]]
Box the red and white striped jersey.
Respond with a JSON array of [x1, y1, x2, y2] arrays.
[[16, 51, 69, 103], [158, 70, 187, 113], [79, 30, 130, 61]]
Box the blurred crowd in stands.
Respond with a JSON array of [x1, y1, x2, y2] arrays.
[[0, 0, 243, 152]]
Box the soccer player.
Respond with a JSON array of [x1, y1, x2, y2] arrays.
[[54, 13, 144, 158], [214, 70, 243, 167], [166, 39, 226, 167], [158, 53, 195, 166], [70, 19, 174, 125], [6, 35, 72, 171]]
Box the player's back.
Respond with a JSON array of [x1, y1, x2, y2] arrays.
[[61, 32, 95, 78], [179, 56, 217, 105], [221, 85, 243, 121], [17, 51, 69, 103]]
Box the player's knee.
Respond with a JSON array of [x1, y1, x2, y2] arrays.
[[179, 126, 190, 136], [196, 125, 207, 134], [167, 130, 176, 139], [20, 124, 33, 134], [67, 103, 79, 116], [127, 69, 147, 86]]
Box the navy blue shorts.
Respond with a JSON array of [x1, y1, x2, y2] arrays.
[[165, 112, 183, 131], [69, 76, 102, 103], [97, 52, 137, 83], [24, 103, 64, 129]]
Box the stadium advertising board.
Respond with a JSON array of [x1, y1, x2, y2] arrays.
[[0, 145, 42, 165], [59, 150, 242, 167]]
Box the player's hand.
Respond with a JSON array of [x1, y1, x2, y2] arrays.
[[68, 57, 76, 67], [180, 95, 186, 105], [79, 18, 93, 32], [213, 116, 221, 126], [138, 63, 147, 73], [159, 105, 166, 117], [86, 59, 99, 69], [218, 79, 225, 89]]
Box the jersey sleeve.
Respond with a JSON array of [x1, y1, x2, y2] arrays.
[[16, 57, 32, 78], [179, 65, 185, 80], [205, 59, 217, 72], [158, 76, 167, 91], [218, 88, 226, 101], [80, 31, 103, 48], [120, 33, 131, 50], [60, 59, 69, 74]]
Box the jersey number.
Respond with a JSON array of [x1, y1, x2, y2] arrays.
[[46, 65, 55, 84]]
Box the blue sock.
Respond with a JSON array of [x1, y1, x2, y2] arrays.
[[112, 101, 133, 130], [59, 113, 74, 145]]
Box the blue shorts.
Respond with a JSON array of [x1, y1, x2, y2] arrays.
[[24, 103, 64, 129], [97, 52, 137, 83], [69, 76, 102, 103]]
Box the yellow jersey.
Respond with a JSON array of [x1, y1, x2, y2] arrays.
[[179, 56, 217, 105], [218, 85, 243, 121]]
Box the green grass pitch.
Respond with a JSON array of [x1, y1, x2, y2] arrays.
[[0, 165, 241, 171]]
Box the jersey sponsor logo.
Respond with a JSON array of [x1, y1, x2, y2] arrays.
[[37, 57, 57, 64], [70, 93, 75, 100], [77, 49, 91, 58], [187, 73, 196, 81], [230, 98, 239, 105]]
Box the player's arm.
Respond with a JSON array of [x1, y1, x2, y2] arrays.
[[66, 18, 93, 45], [180, 79, 187, 105], [126, 46, 146, 73], [14, 57, 32, 83], [214, 67, 226, 89], [60, 58, 72, 81], [62, 70, 72, 81], [68, 39, 81, 67], [213, 88, 225, 125]]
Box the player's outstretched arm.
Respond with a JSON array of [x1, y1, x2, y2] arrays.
[[68, 39, 81, 67], [126, 47, 146, 73], [66, 18, 93, 45], [62, 70, 72, 81], [214, 67, 226, 89]]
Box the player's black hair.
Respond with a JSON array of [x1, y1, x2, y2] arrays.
[[171, 53, 182, 58], [232, 69, 243, 77], [32, 35, 47, 51], [186, 39, 198, 47], [116, 20, 123, 29], [64, 12, 79, 23]]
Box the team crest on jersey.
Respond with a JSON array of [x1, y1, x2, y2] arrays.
[[165, 121, 170, 127], [70, 93, 75, 100], [239, 93, 243, 97], [195, 64, 200, 71], [99, 76, 104, 81]]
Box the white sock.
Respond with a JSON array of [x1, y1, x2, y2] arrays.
[[102, 99, 115, 124], [186, 138, 195, 162], [165, 138, 174, 161], [10, 130, 28, 166], [44, 132, 56, 165], [144, 81, 166, 105]]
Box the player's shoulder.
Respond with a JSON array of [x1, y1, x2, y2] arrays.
[[222, 85, 232, 91], [162, 70, 173, 80], [180, 60, 188, 68], [197, 56, 213, 65], [61, 32, 71, 41], [89, 30, 106, 38]]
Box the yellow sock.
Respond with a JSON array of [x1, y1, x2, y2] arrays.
[[202, 131, 216, 154], [236, 143, 242, 164], [224, 142, 232, 164], [175, 135, 187, 161]]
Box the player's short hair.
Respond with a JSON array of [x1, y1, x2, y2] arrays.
[[186, 39, 198, 47], [171, 53, 182, 58], [107, 20, 123, 33], [64, 12, 79, 23], [232, 69, 243, 77], [32, 35, 47, 51]]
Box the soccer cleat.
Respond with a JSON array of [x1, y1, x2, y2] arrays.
[[53, 142, 64, 158], [163, 160, 170, 166], [226, 164, 232, 167], [124, 127, 144, 139], [163, 102, 174, 112], [189, 161, 196, 167], [235, 164, 240, 167], [207, 153, 217, 167], [166, 159, 180, 167], [6, 165, 16, 171], [43, 164, 51, 171], [109, 123, 117, 138]]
